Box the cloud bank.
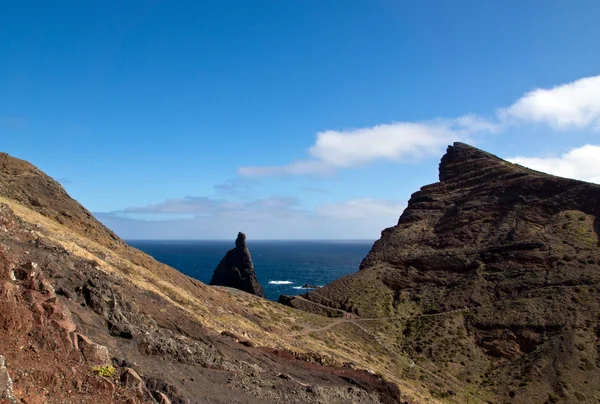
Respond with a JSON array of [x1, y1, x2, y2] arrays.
[[99, 197, 405, 240]]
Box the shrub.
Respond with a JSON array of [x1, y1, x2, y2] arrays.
[[93, 365, 116, 378]]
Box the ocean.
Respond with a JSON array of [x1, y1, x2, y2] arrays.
[[128, 240, 374, 301]]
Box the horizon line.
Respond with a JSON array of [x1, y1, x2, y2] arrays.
[[126, 238, 376, 242]]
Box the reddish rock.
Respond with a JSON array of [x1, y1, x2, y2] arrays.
[[76, 334, 110, 364], [153, 391, 172, 404], [39, 279, 55, 297], [120, 368, 144, 391], [88, 375, 115, 395], [22, 289, 42, 303]]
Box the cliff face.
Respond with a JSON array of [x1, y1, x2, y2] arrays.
[[283, 142, 600, 403], [210, 232, 265, 297]]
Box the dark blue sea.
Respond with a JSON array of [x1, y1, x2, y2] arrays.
[[128, 240, 374, 301]]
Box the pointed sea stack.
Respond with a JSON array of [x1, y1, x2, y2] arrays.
[[210, 232, 265, 297]]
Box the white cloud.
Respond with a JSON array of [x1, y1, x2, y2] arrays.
[[238, 160, 334, 177], [316, 198, 406, 220], [237, 74, 600, 178], [120, 197, 229, 215], [239, 115, 497, 177], [509, 144, 600, 184], [98, 197, 405, 239], [500, 75, 600, 129], [308, 122, 454, 168], [117, 196, 299, 215]]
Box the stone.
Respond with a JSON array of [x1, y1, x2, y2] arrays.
[[88, 375, 115, 395], [13, 261, 39, 281], [108, 321, 133, 339], [209, 232, 264, 297], [0, 355, 17, 403], [120, 367, 144, 390], [40, 279, 56, 296], [152, 391, 172, 404], [77, 334, 110, 364], [121, 368, 156, 402]]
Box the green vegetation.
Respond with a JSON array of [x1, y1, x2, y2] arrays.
[[92, 365, 116, 378]]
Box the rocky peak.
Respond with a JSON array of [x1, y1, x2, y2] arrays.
[[281, 142, 600, 403], [210, 232, 264, 297], [438, 142, 507, 182], [235, 231, 247, 249]]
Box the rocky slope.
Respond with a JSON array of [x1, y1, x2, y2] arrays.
[[210, 232, 265, 297], [0, 152, 406, 404], [282, 142, 600, 403]]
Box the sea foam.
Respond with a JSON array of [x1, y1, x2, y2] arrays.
[[268, 280, 293, 285]]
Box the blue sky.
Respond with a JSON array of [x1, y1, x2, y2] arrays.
[[2, 1, 600, 239]]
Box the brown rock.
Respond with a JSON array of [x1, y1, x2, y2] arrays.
[[73, 378, 83, 393], [152, 391, 172, 404], [88, 375, 115, 395], [120, 367, 144, 391], [39, 279, 55, 297], [22, 289, 42, 303], [52, 318, 76, 333], [77, 334, 110, 364]]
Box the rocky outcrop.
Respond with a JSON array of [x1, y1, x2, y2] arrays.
[[282, 142, 600, 403], [210, 232, 265, 297]]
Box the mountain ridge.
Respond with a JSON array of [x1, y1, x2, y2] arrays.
[[282, 142, 600, 403]]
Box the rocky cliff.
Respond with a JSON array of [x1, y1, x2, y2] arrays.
[[210, 232, 265, 297], [282, 142, 600, 403]]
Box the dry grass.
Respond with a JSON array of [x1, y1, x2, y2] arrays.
[[0, 195, 462, 403]]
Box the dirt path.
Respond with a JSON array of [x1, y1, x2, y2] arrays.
[[293, 295, 474, 337], [296, 316, 392, 336], [291, 295, 348, 316]]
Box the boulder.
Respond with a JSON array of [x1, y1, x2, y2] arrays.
[[152, 391, 172, 404], [77, 334, 110, 364], [120, 367, 144, 391], [121, 368, 156, 402]]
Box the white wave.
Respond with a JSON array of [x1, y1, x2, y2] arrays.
[[268, 280, 293, 285], [292, 286, 304, 289]]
